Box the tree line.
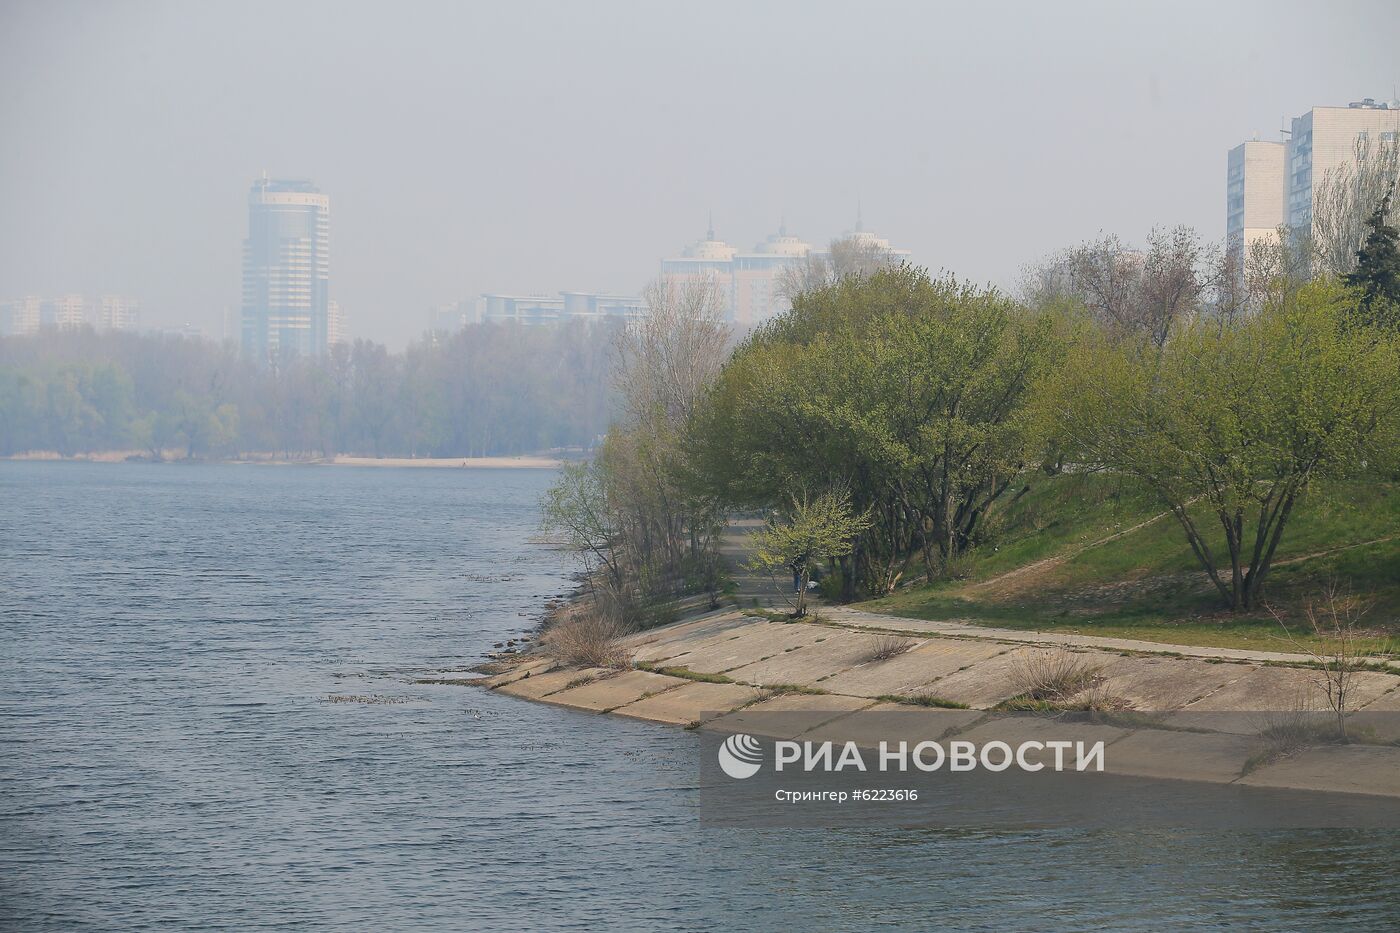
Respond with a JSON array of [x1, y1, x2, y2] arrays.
[[547, 203, 1400, 621], [0, 321, 618, 459]]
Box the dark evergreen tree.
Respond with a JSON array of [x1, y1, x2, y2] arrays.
[[1346, 190, 1400, 329]]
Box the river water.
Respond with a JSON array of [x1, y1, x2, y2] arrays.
[[1, 462, 1397, 930]]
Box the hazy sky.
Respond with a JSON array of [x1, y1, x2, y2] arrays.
[[2, 0, 1397, 346]]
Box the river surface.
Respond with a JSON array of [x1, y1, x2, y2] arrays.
[[2, 462, 1397, 931]]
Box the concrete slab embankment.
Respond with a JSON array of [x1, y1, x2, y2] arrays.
[[613, 681, 765, 725], [481, 609, 1400, 798], [536, 670, 690, 712]]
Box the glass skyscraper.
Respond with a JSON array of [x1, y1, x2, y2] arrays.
[[241, 177, 329, 360]]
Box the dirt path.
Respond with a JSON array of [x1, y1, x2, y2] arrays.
[[962, 507, 1179, 598]]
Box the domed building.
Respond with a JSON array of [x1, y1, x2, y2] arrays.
[[732, 221, 812, 326], [658, 219, 740, 320], [659, 213, 909, 328], [681, 221, 739, 262]]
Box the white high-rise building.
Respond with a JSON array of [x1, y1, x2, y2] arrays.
[[1228, 97, 1400, 250], [1226, 140, 1286, 254]]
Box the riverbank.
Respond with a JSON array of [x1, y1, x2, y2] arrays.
[[463, 514, 1400, 801], [295, 455, 564, 469], [471, 605, 1400, 800], [3, 451, 566, 469]]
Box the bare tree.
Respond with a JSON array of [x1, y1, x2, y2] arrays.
[[1269, 584, 1373, 741], [1312, 134, 1400, 278], [1138, 226, 1209, 341], [618, 277, 731, 426], [1053, 226, 1208, 346], [777, 235, 900, 301], [1206, 225, 1315, 329]]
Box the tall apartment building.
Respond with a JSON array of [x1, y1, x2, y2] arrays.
[[97, 295, 141, 331], [1228, 97, 1400, 251], [327, 299, 345, 347], [0, 296, 43, 336], [44, 294, 88, 329], [1225, 140, 1286, 255], [241, 176, 330, 360]]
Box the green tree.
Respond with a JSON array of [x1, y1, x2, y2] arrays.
[[1046, 279, 1400, 610], [749, 490, 871, 617], [689, 267, 1059, 597], [1346, 192, 1400, 329]]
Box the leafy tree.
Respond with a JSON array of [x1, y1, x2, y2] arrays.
[[689, 266, 1060, 598], [1045, 279, 1400, 610], [749, 490, 871, 617], [543, 459, 625, 593], [1346, 192, 1400, 329]]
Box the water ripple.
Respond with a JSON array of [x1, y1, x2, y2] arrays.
[[2, 462, 1398, 931]]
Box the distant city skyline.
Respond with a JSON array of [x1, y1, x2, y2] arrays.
[[0, 293, 142, 336], [2, 1, 1397, 347]]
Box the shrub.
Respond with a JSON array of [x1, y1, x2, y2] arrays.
[[863, 634, 916, 663], [1009, 649, 1102, 701], [542, 607, 633, 669]]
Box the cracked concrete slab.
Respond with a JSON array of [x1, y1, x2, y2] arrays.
[[951, 717, 1130, 768], [626, 612, 755, 664], [1238, 744, 1400, 797], [816, 638, 1008, 698], [1105, 728, 1262, 783], [1090, 656, 1249, 710], [612, 681, 765, 725], [478, 657, 556, 688], [657, 621, 830, 674], [538, 669, 688, 712], [918, 647, 1119, 709], [1180, 667, 1400, 734], [495, 667, 607, 700], [702, 693, 876, 739], [723, 630, 893, 687], [800, 703, 983, 747]]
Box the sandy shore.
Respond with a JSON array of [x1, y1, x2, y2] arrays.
[[324, 455, 564, 469]]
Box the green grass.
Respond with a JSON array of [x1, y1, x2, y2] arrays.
[[765, 683, 830, 696], [860, 475, 1400, 655], [875, 693, 970, 709], [649, 666, 735, 684]]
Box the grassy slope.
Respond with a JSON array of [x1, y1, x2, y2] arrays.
[[860, 474, 1400, 654]]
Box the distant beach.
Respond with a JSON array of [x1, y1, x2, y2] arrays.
[[320, 455, 564, 469]]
